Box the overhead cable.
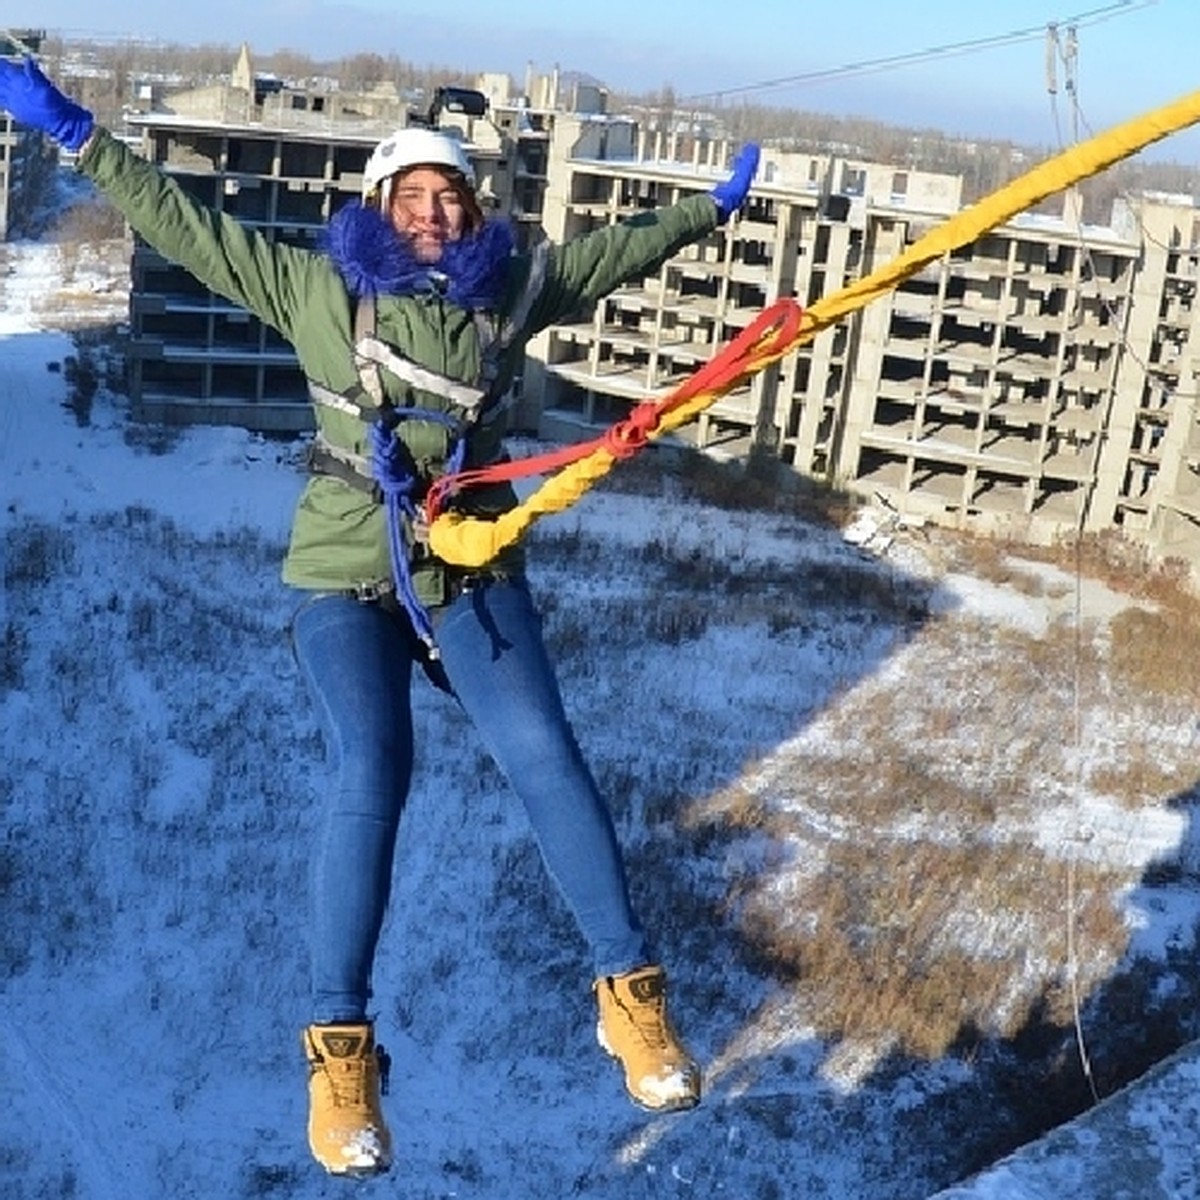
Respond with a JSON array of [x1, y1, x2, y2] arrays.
[[680, 1, 1155, 104]]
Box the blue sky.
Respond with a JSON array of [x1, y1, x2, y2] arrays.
[[5, 0, 1199, 157]]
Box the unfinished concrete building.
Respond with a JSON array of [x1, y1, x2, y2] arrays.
[[0, 29, 48, 241], [533, 141, 1200, 567], [1119, 195, 1200, 565], [529, 143, 962, 467], [121, 109, 374, 429]]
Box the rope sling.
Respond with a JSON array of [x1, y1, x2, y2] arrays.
[[368, 404, 467, 651]]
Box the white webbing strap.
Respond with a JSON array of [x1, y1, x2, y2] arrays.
[[307, 381, 370, 418], [354, 336, 489, 419], [322, 243, 552, 428], [354, 294, 384, 405], [495, 240, 550, 351], [309, 431, 372, 478]]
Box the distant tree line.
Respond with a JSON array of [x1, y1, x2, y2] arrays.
[[38, 36, 1200, 224], [615, 85, 1200, 221], [38, 36, 474, 128]]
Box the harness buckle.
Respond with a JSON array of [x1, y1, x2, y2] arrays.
[[411, 507, 431, 546], [346, 579, 396, 604]]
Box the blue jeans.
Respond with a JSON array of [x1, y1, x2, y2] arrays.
[[291, 577, 650, 1023]]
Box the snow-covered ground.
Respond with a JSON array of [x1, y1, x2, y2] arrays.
[[3, 230, 1200, 1199]]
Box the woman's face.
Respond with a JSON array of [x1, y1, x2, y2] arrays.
[[387, 166, 468, 263]]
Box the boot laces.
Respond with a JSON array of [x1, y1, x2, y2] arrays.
[[323, 1054, 373, 1109], [624, 989, 672, 1050]]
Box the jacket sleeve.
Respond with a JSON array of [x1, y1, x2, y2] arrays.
[[77, 128, 326, 342], [523, 193, 719, 334]]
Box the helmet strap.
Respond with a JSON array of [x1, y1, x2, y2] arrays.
[[376, 176, 393, 214]]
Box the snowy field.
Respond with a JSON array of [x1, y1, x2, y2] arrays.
[[3, 229, 1200, 1199]]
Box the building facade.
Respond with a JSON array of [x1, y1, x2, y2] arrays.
[[530, 133, 1200, 567], [0, 29, 49, 242]]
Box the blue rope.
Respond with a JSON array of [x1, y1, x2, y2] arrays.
[[368, 407, 467, 655]]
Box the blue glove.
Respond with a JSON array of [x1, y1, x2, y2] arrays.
[[0, 57, 94, 152], [709, 143, 760, 224]]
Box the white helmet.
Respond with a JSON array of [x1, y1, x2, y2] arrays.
[[363, 127, 475, 209]]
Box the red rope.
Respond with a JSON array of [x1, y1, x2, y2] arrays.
[[424, 297, 804, 522]]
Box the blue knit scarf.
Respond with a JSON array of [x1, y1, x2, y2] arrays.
[[322, 201, 516, 309]]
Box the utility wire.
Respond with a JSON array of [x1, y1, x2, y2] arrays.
[[1044, 14, 1193, 1112], [681, 1, 1156, 104]]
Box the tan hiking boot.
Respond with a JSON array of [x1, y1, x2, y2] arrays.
[[302, 1022, 393, 1176], [595, 965, 701, 1111]]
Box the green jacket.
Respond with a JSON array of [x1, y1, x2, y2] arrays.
[[80, 128, 720, 603]]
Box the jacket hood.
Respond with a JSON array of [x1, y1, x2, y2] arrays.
[[322, 201, 516, 310]]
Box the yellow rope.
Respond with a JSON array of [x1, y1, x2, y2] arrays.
[[429, 87, 1200, 569]]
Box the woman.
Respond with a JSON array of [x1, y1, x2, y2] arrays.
[[0, 57, 759, 1176]]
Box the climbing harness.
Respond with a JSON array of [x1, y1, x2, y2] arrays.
[[305, 295, 473, 653], [305, 246, 551, 649]]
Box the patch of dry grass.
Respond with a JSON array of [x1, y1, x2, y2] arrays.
[[1087, 759, 1200, 809], [732, 837, 1131, 1060], [668, 534, 1200, 1069], [598, 442, 858, 526], [1109, 605, 1200, 707], [934, 523, 1197, 608]]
